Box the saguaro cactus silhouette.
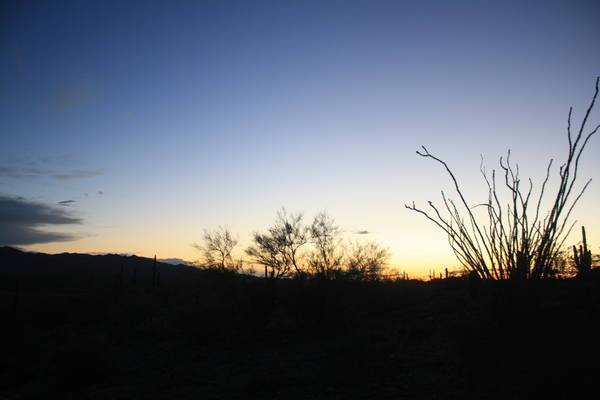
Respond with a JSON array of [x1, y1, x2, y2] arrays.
[[573, 226, 592, 276]]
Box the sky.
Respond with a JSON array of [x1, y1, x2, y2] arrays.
[[1, 0, 599, 277]]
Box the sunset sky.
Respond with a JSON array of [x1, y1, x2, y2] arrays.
[[1, 0, 599, 277]]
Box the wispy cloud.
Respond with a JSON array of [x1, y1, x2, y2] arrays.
[[0, 195, 83, 245], [0, 166, 45, 180], [0, 157, 103, 181], [52, 170, 103, 180]]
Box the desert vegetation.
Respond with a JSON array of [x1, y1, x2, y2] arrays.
[[406, 77, 599, 280], [196, 209, 394, 281], [2, 245, 600, 399], [1, 79, 599, 400], [193, 227, 243, 272]]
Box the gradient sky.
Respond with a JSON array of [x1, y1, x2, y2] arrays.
[[1, 0, 599, 277]]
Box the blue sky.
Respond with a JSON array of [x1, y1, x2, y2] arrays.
[[1, 0, 599, 276]]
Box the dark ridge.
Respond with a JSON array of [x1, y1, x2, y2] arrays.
[[0, 246, 200, 288], [1, 247, 599, 399]]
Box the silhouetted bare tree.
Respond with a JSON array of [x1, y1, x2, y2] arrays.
[[194, 227, 240, 271], [406, 77, 599, 279], [344, 240, 390, 281], [307, 211, 344, 279], [245, 208, 308, 278]]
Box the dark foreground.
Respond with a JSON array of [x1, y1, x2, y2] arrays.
[[1, 247, 599, 399]]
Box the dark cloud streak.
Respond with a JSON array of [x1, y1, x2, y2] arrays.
[[0, 165, 102, 181], [0, 195, 82, 245]]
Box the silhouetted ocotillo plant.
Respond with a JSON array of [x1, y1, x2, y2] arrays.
[[573, 226, 592, 276], [406, 77, 599, 279]]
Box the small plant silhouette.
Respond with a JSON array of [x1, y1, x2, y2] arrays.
[[573, 226, 592, 277]]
